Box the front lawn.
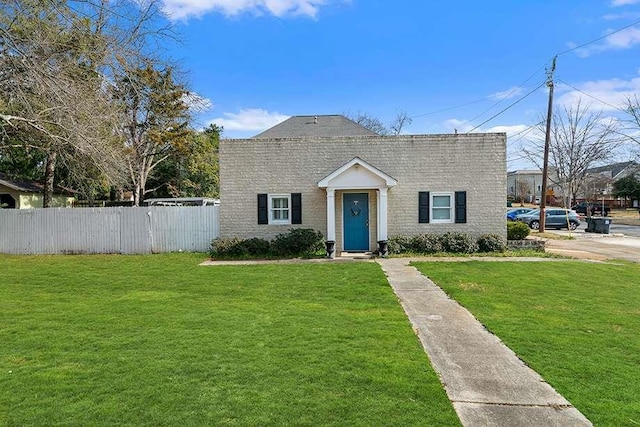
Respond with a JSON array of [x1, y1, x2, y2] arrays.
[[0, 254, 459, 426], [413, 260, 640, 427]]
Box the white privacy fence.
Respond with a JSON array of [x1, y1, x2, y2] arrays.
[[0, 206, 220, 254]]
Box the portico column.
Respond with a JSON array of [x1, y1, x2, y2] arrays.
[[377, 187, 389, 256], [325, 188, 336, 258], [378, 187, 388, 241]]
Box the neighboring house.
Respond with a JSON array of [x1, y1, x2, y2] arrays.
[[0, 173, 75, 209], [579, 161, 640, 198], [219, 115, 506, 257], [507, 170, 543, 203]]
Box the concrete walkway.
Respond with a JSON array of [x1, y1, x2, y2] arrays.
[[377, 258, 592, 427]]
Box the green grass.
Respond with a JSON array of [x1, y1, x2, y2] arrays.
[[390, 249, 560, 258], [412, 260, 640, 427], [0, 254, 459, 426]]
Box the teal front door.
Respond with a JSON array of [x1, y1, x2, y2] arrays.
[[343, 193, 369, 251]]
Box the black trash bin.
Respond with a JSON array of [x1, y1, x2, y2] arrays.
[[592, 217, 612, 234], [585, 217, 596, 232]]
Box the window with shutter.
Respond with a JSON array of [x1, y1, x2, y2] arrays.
[[291, 193, 302, 224], [257, 194, 268, 224], [418, 191, 430, 223], [455, 191, 467, 223]]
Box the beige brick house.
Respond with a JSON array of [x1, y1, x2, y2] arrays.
[[219, 115, 506, 257]]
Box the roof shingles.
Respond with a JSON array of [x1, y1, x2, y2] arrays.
[[252, 115, 379, 138]]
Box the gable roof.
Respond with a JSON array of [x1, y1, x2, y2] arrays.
[[252, 115, 379, 138], [0, 173, 75, 195], [318, 157, 397, 189], [586, 161, 639, 179], [0, 173, 43, 193]]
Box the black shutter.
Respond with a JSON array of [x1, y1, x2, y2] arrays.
[[257, 193, 268, 224], [418, 191, 430, 223], [455, 191, 467, 223], [291, 193, 302, 224]]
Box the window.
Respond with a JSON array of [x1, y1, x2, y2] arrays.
[[269, 194, 290, 225], [431, 193, 453, 223], [258, 193, 302, 225], [418, 191, 466, 224]]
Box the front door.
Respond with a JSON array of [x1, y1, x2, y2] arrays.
[[343, 193, 369, 251]]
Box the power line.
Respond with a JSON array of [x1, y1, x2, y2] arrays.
[[506, 122, 543, 146], [410, 98, 489, 119], [466, 82, 545, 133], [408, 60, 549, 122], [557, 16, 640, 57], [556, 78, 629, 114], [455, 66, 549, 129]]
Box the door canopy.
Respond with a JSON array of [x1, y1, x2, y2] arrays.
[[318, 157, 397, 190]]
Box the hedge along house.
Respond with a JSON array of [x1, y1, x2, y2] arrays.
[[219, 115, 506, 257]]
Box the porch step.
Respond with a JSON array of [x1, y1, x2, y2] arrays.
[[338, 252, 374, 260]]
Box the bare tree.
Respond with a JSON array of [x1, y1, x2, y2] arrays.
[[344, 111, 389, 135], [524, 101, 620, 205], [622, 95, 640, 151], [389, 110, 413, 135], [516, 180, 531, 206], [114, 64, 190, 206], [580, 174, 613, 202], [0, 0, 174, 206], [344, 110, 413, 136]]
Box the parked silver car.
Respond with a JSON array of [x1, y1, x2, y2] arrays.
[[515, 208, 580, 230]]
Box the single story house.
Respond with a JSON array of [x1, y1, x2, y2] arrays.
[[0, 173, 75, 209], [219, 115, 506, 257]]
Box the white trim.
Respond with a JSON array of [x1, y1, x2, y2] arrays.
[[342, 192, 370, 252], [326, 188, 336, 242], [431, 192, 454, 224], [377, 188, 388, 241], [319, 158, 395, 255], [318, 157, 397, 188], [268, 194, 291, 225]]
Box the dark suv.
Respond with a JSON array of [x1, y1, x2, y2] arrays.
[[571, 202, 610, 216]]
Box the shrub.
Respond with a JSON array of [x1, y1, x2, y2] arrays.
[[242, 238, 271, 256], [271, 228, 324, 257], [410, 234, 444, 254], [440, 232, 478, 254], [507, 221, 530, 240], [210, 237, 247, 258], [477, 234, 506, 253], [388, 235, 412, 254]]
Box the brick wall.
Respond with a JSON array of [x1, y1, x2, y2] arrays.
[[220, 133, 506, 249]]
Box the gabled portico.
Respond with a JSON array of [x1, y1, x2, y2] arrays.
[[318, 157, 397, 257]]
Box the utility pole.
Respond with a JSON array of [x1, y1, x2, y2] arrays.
[[539, 56, 556, 232]]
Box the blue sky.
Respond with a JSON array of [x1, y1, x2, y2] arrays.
[[160, 0, 640, 169]]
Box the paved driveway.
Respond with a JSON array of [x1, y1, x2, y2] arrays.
[[543, 228, 640, 263]]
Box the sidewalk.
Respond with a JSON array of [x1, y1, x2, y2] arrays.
[[377, 258, 592, 427]]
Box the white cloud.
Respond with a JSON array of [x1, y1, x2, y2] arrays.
[[441, 119, 534, 138], [571, 26, 640, 57], [611, 0, 640, 6], [209, 108, 289, 134], [556, 75, 640, 111], [442, 118, 474, 133], [485, 124, 531, 136], [602, 11, 640, 20], [161, 0, 329, 20], [491, 86, 524, 100]]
